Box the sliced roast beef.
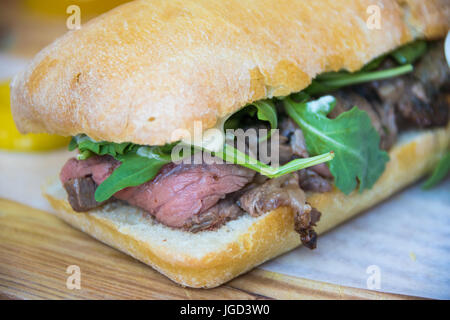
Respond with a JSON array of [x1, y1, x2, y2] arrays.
[[63, 177, 105, 212], [330, 90, 398, 150], [310, 163, 333, 179], [279, 118, 309, 158], [238, 174, 307, 217], [294, 207, 321, 249], [114, 162, 255, 227], [413, 41, 449, 97], [182, 198, 244, 233], [371, 75, 448, 128], [237, 173, 321, 248], [60, 156, 255, 228], [60, 155, 119, 185], [278, 135, 294, 165], [298, 169, 332, 193], [279, 117, 333, 192], [396, 80, 449, 128], [279, 117, 298, 138], [370, 41, 449, 129]]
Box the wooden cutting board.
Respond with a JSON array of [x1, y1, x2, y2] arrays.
[[0, 198, 417, 300]]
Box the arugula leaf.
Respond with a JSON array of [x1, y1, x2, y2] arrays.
[[68, 137, 78, 151], [361, 54, 388, 71], [69, 135, 174, 202], [209, 143, 334, 179], [305, 64, 413, 96], [224, 100, 278, 141], [70, 130, 333, 201], [251, 100, 278, 130], [422, 151, 450, 190], [69, 134, 133, 160], [284, 95, 389, 194], [251, 100, 278, 141], [361, 40, 426, 71], [305, 40, 429, 97], [94, 151, 171, 202], [391, 40, 427, 65]]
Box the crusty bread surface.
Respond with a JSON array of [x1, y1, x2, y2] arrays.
[[11, 0, 450, 146], [43, 126, 450, 288]]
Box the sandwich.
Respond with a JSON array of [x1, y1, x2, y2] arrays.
[[10, 0, 450, 288]]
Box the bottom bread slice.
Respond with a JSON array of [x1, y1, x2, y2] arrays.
[[43, 126, 449, 288]]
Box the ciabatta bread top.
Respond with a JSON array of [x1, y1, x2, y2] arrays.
[[10, 0, 449, 146]]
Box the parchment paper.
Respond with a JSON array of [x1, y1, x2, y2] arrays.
[[1, 55, 449, 299]]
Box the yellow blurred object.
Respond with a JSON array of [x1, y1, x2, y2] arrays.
[[24, 0, 131, 17], [0, 80, 70, 152]]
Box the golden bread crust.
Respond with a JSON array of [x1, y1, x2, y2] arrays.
[[11, 0, 449, 145]]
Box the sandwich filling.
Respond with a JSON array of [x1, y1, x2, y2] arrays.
[[60, 41, 449, 249]]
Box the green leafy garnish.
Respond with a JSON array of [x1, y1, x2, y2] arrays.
[[391, 40, 427, 65], [305, 64, 413, 96], [305, 40, 429, 96], [70, 133, 334, 202], [251, 100, 278, 132], [224, 100, 278, 141], [284, 95, 389, 194], [361, 54, 388, 71], [69, 134, 133, 160], [69, 135, 174, 202], [248, 100, 278, 141], [94, 149, 172, 202], [422, 151, 450, 190], [362, 40, 427, 71], [207, 143, 334, 179]]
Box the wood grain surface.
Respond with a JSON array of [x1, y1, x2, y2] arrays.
[[0, 198, 417, 300]]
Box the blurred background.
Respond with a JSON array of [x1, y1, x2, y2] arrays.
[[0, 0, 131, 152], [0, 0, 131, 57]]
